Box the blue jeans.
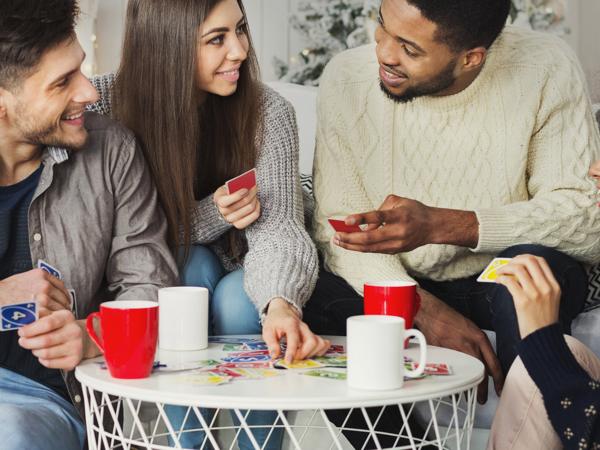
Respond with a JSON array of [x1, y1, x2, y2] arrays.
[[166, 245, 283, 450], [0, 367, 85, 450]]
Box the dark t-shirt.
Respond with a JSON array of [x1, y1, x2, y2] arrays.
[[0, 164, 68, 399]]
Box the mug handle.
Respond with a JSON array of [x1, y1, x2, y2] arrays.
[[404, 329, 427, 379], [86, 312, 104, 353]]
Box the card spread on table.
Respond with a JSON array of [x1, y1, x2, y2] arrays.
[[313, 355, 347, 368], [477, 258, 513, 283], [209, 336, 261, 344], [226, 168, 257, 194], [0, 302, 38, 331], [275, 359, 324, 370], [222, 354, 272, 363], [218, 361, 274, 370], [405, 362, 453, 376], [154, 359, 221, 372], [328, 219, 362, 233], [302, 369, 347, 380], [177, 372, 231, 386]]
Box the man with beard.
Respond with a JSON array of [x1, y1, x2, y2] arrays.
[[0, 2, 178, 449], [305, 0, 600, 441]]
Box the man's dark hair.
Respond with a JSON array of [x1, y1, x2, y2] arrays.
[[407, 0, 511, 51], [0, 0, 79, 88]]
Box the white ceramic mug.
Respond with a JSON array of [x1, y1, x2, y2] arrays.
[[347, 315, 427, 390], [158, 287, 209, 351]]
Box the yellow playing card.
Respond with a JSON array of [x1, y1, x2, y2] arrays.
[[477, 258, 513, 283], [276, 359, 325, 369]]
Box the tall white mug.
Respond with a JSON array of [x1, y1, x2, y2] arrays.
[[347, 315, 427, 390], [158, 287, 209, 351]]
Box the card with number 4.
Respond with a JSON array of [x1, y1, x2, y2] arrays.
[[0, 302, 38, 331], [477, 258, 513, 283]]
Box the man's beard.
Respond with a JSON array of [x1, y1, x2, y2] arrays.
[[380, 58, 458, 104], [14, 101, 88, 150]]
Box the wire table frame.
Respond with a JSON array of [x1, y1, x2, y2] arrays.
[[76, 338, 484, 450]]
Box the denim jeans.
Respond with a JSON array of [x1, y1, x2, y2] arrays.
[[166, 245, 283, 450], [0, 367, 85, 450]]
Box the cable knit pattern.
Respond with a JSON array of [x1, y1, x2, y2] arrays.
[[89, 75, 318, 314], [313, 26, 600, 294]]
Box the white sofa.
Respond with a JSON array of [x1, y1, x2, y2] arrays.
[[267, 81, 600, 441]]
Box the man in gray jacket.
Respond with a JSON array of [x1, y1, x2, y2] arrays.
[[0, 2, 178, 449]]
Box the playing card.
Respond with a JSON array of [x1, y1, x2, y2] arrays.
[[328, 219, 362, 233], [177, 373, 231, 386], [154, 359, 221, 373], [0, 302, 38, 331], [219, 368, 280, 380], [222, 343, 245, 352], [218, 361, 274, 369], [477, 258, 513, 283], [228, 350, 271, 358], [37, 260, 62, 279], [406, 362, 453, 376], [222, 354, 271, 363], [68, 289, 77, 315], [275, 359, 324, 370], [226, 168, 257, 194], [313, 355, 347, 368], [326, 344, 345, 354], [243, 341, 269, 351], [302, 369, 347, 380]]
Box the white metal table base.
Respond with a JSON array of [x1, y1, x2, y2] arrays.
[[81, 384, 478, 450]]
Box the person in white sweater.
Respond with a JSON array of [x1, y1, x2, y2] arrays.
[[305, 0, 600, 424]]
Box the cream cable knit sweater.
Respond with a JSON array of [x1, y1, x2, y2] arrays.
[[313, 25, 600, 295]]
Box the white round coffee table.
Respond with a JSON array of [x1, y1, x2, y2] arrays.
[[75, 336, 484, 450]]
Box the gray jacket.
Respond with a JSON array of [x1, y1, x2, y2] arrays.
[[29, 112, 178, 418]]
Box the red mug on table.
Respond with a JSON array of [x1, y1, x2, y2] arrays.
[[364, 281, 421, 329], [86, 301, 158, 379]]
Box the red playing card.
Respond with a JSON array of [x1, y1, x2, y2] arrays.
[[328, 219, 362, 233], [226, 168, 257, 194]]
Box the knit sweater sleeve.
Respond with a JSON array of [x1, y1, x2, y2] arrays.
[[312, 61, 414, 295], [243, 87, 319, 314], [87, 73, 115, 116], [519, 324, 600, 449], [189, 195, 232, 244], [473, 44, 600, 263]]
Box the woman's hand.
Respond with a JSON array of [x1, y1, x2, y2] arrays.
[[262, 298, 331, 363], [214, 185, 261, 230], [495, 255, 561, 338], [589, 160, 600, 189]]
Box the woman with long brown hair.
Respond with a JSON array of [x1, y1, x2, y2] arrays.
[[89, 0, 329, 448]]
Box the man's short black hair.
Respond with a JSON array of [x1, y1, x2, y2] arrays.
[[407, 0, 511, 51], [0, 0, 79, 89]]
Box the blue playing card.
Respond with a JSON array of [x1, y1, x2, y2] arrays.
[[0, 302, 37, 331], [208, 336, 261, 344], [37, 260, 62, 280], [221, 354, 271, 363]]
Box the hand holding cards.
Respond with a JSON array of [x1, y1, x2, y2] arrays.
[[226, 168, 257, 194], [477, 258, 513, 283], [0, 302, 38, 331]]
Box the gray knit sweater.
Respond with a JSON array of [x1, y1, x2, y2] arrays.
[[89, 74, 318, 314]]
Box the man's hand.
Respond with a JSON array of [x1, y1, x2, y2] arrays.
[[0, 269, 71, 313], [214, 185, 261, 230], [17, 309, 100, 371], [496, 255, 560, 338], [333, 195, 479, 254], [262, 298, 331, 363], [589, 160, 600, 189], [415, 288, 504, 404]]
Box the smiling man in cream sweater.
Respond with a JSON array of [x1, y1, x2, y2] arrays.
[[305, 0, 600, 410]]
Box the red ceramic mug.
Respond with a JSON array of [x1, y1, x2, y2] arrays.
[[86, 301, 158, 379], [364, 281, 421, 329]]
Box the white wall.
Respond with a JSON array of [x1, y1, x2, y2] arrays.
[[92, 0, 600, 99]]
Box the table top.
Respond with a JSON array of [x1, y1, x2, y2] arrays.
[[75, 336, 485, 411]]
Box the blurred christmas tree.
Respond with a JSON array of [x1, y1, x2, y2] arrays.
[[275, 0, 566, 87]]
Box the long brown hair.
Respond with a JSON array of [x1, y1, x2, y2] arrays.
[[114, 0, 262, 260]]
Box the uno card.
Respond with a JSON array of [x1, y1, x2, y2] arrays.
[[37, 260, 62, 279], [302, 369, 347, 380], [313, 355, 347, 368], [328, 218, 362, 234], [0, 302, 38, 331], [218, 361, 274, 369], [275, 359, 325, 370], [226, 168, 257, 194], [406, 362, 453, 376], [326, 344, 345, 354], [68, 289, 77, 315], [154, 359, 221, 373], [228, 350, 271, 358], [477, 258, 513, 283], [222, 354, 271, 363], [222, 343, 245, 352], [177, 373, 231, 386], [243, 341, 270, 351]]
